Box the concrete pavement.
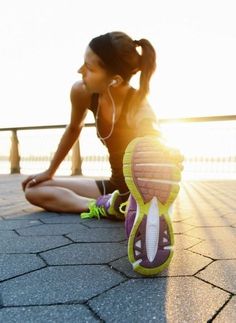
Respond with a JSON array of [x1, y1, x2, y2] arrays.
[[0, 174, 236, 322]]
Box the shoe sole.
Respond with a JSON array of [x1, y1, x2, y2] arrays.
[[123, 136, 182, 275]]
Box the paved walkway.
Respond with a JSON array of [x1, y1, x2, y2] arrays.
[[0, 174, 235, 322]]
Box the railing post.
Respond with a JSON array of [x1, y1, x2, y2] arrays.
[[10, 130, 20, 174], [71, 139, 82, 175]]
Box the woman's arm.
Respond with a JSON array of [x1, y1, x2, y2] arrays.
[[47, 82, 90, 175], [22, 81, 91, 190]]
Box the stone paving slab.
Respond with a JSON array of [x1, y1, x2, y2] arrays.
[[88, 277, 230, 323], [196, 260, 236, 294], [183, 215, 236, 227], [0, 254, 46, 281], [6, 211, 86, 224], [0, 205, 37, 218], [0, 219, 41, 230], [172, 234, 201, 250], [189, 240, 236, 259], [223, 211, 236, 219], [0, 175, 235, 322], [67, 227, 126, 242], [0, 235, 71, 253], [214, 296, 236, 322], [0, 266, 125, 306], [172, 221, 193, 234], [110, 249, 212, 278], [82, 218, 125, 229], [40, 242, 127, 265], [0, 230, 18, 238], [40, 213, 85, 224], [4, 211, 66, 221], [185, 226, 236, 241], [15, 223, 87, 236], [0, 305, 100, 323]]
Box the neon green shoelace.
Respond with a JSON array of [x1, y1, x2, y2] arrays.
[[80, 201, 107, 220]]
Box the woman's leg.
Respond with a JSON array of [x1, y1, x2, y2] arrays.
[[24, 177, 101, 213]]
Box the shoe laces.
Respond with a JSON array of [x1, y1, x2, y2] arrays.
[[80, 201, 107, 220]]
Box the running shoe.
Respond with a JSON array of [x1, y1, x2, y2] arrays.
[[123, 136, 183, 275], [124, 194, 137, 238], [80, 190, 126, 221]]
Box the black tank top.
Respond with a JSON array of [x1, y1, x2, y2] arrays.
[[89, 89, 158, 193]]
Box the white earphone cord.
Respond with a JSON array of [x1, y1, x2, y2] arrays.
[[96, 84, 129, 197], [96, 85, 116, 143], [96, 84, 115, 195]]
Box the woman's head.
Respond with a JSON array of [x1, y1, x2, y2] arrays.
[[80, 32, 156, 100], [89, 32, 140, 82], [89, 31, 156, 93]]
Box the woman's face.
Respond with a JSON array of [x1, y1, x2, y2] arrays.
[[78, 46, 111, 93]]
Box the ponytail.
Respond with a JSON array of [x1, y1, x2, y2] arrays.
[[139, 39, 156, 103], [127, 38, 156, 126]]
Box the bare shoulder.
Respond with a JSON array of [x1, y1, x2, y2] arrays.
[[70, 81, 91, 109], [69, 81, 92, 128]]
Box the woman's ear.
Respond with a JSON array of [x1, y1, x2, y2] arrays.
[[110, 75, 124, 87]]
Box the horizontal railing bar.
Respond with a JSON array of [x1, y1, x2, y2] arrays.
[[0, 123, 95, 132], [159, 115, 236, 123], [1, 115, 236, 132]]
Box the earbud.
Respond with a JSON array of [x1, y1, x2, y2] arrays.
[[109, 79, 117, 86]]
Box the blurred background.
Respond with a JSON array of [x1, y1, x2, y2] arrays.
[[0, 0, 235, 179]]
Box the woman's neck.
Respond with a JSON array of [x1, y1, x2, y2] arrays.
[[99, 84, 132, 107], [97, 84, 133, 123]]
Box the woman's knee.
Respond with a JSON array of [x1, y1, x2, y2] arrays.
[[24, 187, 34, 203], [24, 187, 44, 206]]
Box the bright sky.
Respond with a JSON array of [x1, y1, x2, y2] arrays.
[[0, 0, 235, 128]]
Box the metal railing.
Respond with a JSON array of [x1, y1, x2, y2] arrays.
[[0, 123, 94, 175], [0, 115, 236, 179]]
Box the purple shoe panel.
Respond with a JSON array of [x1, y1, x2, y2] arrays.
[[132, 216, 171, 268]]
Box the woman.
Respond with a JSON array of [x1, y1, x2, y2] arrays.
[[22, 31, 182, 275]]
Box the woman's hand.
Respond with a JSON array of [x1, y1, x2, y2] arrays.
[[21, 170, 53, 191]]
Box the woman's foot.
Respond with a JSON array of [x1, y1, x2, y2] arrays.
[[80, 190, 126, 221], [123, 136, 183, 276]]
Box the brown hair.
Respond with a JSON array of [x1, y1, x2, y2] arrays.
[[109, 32, 156, 124]]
